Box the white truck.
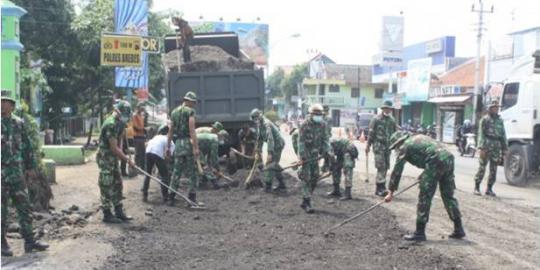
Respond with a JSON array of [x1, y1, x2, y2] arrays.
[[500, 50, 540, 186]]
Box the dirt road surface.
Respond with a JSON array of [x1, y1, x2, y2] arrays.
[[1, 133, 538, 269]]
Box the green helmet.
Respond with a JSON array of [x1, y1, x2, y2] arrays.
[[114, 100, 132, 120], [183, 91, 197, 102], [389, 131, 410, 150], [217, 129, 230, 145], [381, 100, 394, 109], [1, 95, 16, 105], [212, 121, 224, 131], [250, 108, 262, 121]]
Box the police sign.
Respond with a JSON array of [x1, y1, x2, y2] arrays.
[[100, 34, 142, 67]]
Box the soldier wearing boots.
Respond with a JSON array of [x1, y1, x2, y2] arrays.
[[97, 100, 134, 224], [167, 92, 201, 207], [142, 124, 174, 203], [298, 104, 332, 213], [366, 100, 397, 197], [250, 109, 286, 193], [238, 124, 257, 168], [1, 96, 49, 256], [473, 100, 507, 196], [197, 132, 222, 189], [327, 138, 358, 201], [384, 131, 465, 242]]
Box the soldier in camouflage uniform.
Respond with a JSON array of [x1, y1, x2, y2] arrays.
[[290, 127, 299, 155], [97, 100, 135, 224], [167, 92, 201, 207], [197, 132, 222, 189], [1, 96, 49, 256], [366, 100, 397, 197], [321, 105, 332, 172], [196, 121, 224, 135], [298, 104, 332, 213], [238, 123, 258, 168], [384, 131, 465, 241], [327, 138, 358, 200], [250, 109, 287, 192], [473, 100, 507, 196]]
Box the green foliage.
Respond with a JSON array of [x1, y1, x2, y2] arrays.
[[280, 63, 308, 104], [264, 110, 279, 123], [266, 68, 285, 98], [147, 10, 173, 101]]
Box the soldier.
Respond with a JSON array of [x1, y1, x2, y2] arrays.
[[366, 100, 397, 197], [473, 100, 507, 196], [384, 131, 465, 241], [250, 109, 287, 192], [142, 124, 174, 203], [290, 127, 299, 155], [197, 132, 222, 189], [96, 100, 134, 224], [196, 121, 224, 135], [238, 123, 257, 168], [1, 96, 49, 256], [323, 105, 332, 138], [167, 92, 201, 207], [327, 138, 359, 200], [298, 104, 332, 213]]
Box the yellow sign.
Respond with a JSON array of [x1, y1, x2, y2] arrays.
[[142, 36, 160, 53], [100, 34, 142, 67]]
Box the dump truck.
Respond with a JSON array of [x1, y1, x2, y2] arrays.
[[500, 50, 540, 186]]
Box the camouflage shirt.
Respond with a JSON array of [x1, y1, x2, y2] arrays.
[[238, 127, 257, 147], [197, 133, 219, 170], [171, 105, 195, 140], [1, 115, 37, 179], [196, 126, 213, 134], [256, 117, 285, 154], [330, 138, 358, 158], [291, 129, 299, 155], [367, 114, 397, 148], [298, 117, 331, 159], [98, 115, 125, 155], [323, 115, 332, 137], [389, 134, 453, 191], [477, 114, 507, 151]]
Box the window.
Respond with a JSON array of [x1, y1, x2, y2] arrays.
[[329, 84, 340, 93], [351, 88, 360, 98], [307, 88, 316, 95], [375, 88, 384, 99], [501, 82, 519, 110], [319, 84, 326, 95]]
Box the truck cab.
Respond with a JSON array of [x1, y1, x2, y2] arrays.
[[500, 50, 540, 186]]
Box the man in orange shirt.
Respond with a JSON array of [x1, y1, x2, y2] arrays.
[[132, 103, 146, 169]]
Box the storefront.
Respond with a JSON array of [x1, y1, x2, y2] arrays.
[[428, 85, 473, 142]]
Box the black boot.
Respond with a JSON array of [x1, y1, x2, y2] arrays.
[[404, 222, 427, 241], [168, 193, 176, 206], [102, 208, 122, 223], [2, 236, 13, 257], [187, 192, 204, 208], [326, 183, 341, 197], [375, 183, 388, 197], [485, 185, 496, 197], [24, 238, 49, 253], [340, 187, 352, 201], [115, 205, 133, 221], [264, 182, 272, 193], [449, 218, 466, 239], [474, 183, 481, 196], [273, 175, 286, 192], [300, 198, 314, 214]]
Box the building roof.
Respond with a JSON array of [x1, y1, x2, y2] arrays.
[[508, 26, 540, 36], [435, 57, 485, 87], [308, 53, 336, 64], [324, 64, 372, 86]]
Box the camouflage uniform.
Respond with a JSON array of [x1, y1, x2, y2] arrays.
[[298, 117, 331, 199], [474, 113, 507, 189], [256, 117, 285, 187], [97, 115, 126, 211], [389, 134, 461, 227], [367, 113, 397, 187], [196, 126, 213, 134], [330, 138, 357, 189], [1, 115, 37, 242], [197, 132, 220, 185], [170, 105, 198, 194], [238, 126, 257, 167], [291, 128, 299, 155]]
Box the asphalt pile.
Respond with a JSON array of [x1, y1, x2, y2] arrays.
[[163, 45, 255, 72]]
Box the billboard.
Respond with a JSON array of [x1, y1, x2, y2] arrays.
[[380, 16, 404, 52], [405, 58, 432, 101], [100, 34, 142, 67], [114, 0, 148, 88], [190, 21, 269, 66]]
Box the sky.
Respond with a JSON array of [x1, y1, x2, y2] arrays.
[[151, 0, 539, 68]]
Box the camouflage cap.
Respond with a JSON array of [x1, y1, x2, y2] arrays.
[[389, 130, 410, 150], [487, 99, 500, 108], [212, 121, 224, 131], [309, 103, 324, 114], [250, 108, 262, 121], [113, 100, 132, 118], [381, 100, 393, 109], [1, 95, 16, 105], [183, 91, 197, 102]]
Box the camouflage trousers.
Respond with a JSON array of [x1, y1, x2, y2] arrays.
[[373, 146, 390, 185], [474, 150, 500, 187], [264, 147, 284, 185], [416, 156, 461, 225], [332, 153, 355, 188], [1, 173, 34, 240], [170, 154, 198, 194], [299, 159, 320, 199], [97, 151, 123, 210]]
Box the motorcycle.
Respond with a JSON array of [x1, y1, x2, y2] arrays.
[[459, 133, 476, 157]]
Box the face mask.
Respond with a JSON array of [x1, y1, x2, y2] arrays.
[[312, 115, 323, 123]]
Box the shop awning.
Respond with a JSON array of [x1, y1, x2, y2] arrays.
[[428, 95, 471, 103]]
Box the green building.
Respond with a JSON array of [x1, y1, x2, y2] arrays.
[[1, 0, 26, 105]]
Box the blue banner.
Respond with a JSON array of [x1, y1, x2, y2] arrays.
[[114, 0, 148, 88]]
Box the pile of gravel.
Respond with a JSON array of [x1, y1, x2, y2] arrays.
[[163, 45, 255, 72]]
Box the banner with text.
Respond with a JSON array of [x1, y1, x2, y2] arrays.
[[100, 34, 142, 67]]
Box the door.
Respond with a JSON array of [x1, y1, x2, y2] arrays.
[[331, 109, 340, 127], [442, 111, 456, 143]]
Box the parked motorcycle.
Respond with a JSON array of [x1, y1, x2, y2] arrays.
[[459, 133, 476, 157]]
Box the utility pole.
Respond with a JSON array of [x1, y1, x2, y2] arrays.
[[471, 0, 494, 125]]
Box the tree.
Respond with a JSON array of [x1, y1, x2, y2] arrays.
[[266, 68, 284, 98], [280, 63, 308, 104], [147, 10, 173, 102]]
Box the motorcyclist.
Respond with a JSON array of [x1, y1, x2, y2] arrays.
[[457, 119, 473, 153]]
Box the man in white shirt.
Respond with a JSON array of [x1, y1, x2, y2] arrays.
[[142, 124, 175, 202]]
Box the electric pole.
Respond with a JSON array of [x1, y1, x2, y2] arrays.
[[471, 0, 494, 125]]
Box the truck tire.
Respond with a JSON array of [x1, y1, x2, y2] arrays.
[[504, 144, 529, 186]]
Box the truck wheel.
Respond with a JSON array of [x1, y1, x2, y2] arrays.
[[504, 144, 529, 186]]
